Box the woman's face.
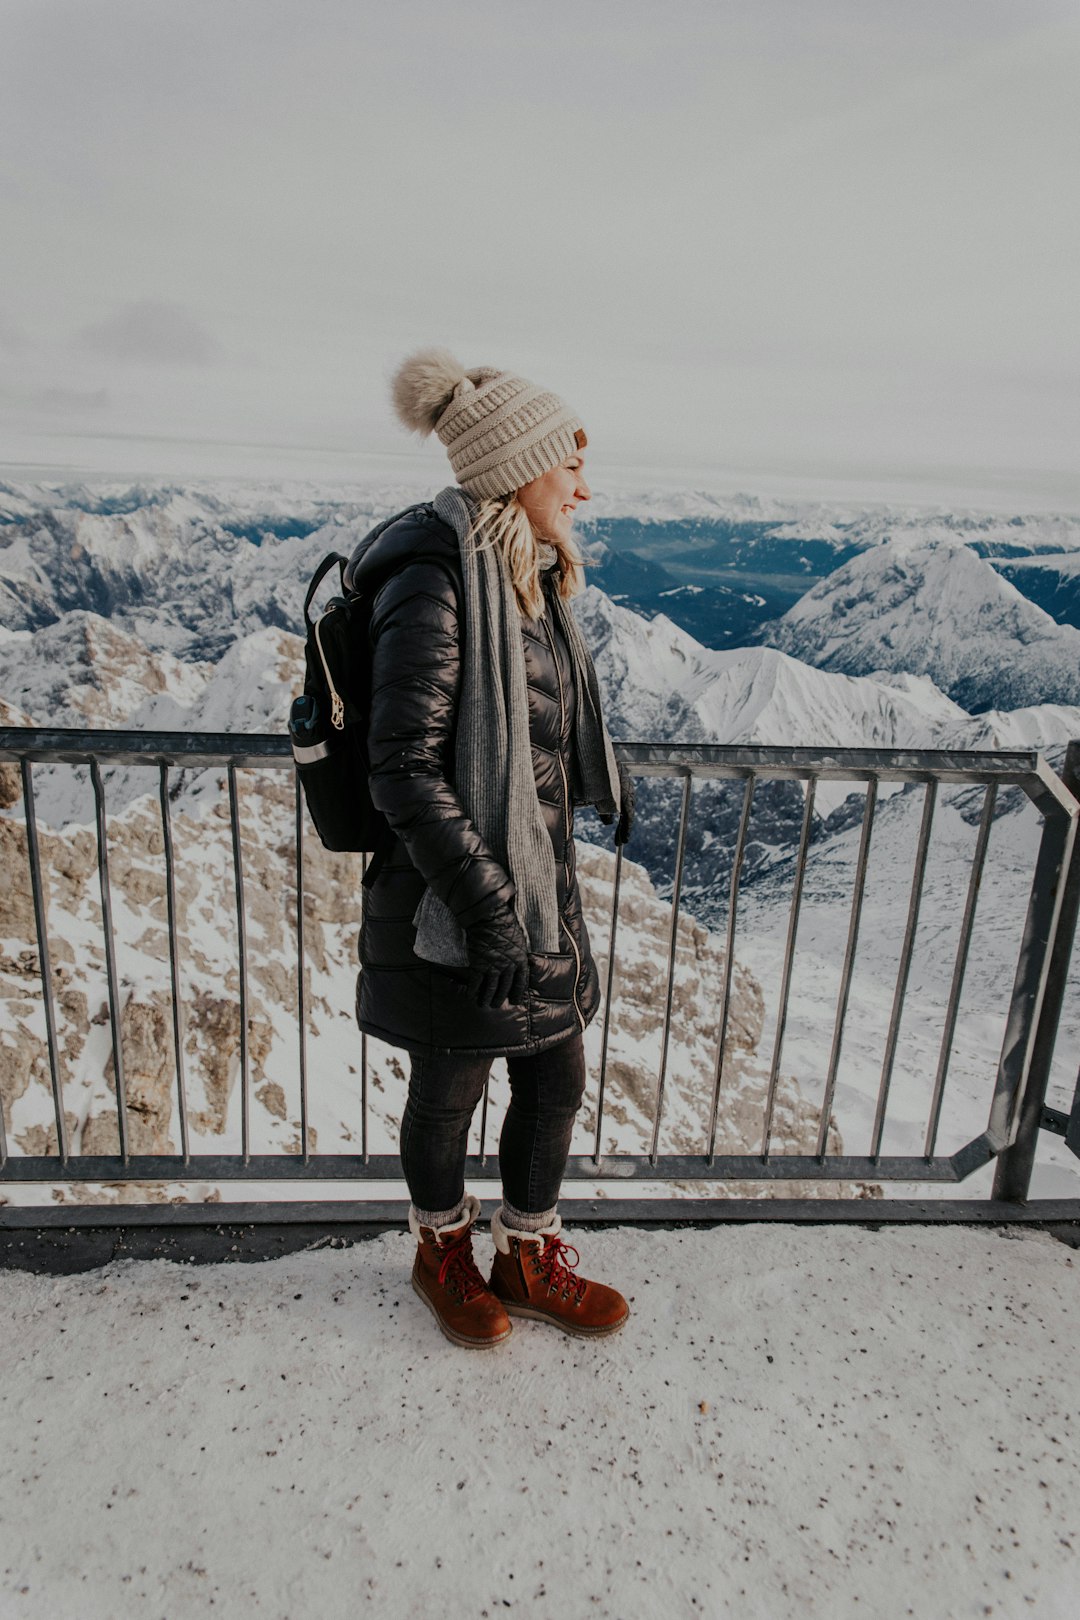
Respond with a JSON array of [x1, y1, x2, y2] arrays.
[[516, 450, 591, 544]]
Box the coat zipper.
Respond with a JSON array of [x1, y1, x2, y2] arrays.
[[540, 605, 586, 1033], [314, 607, 345, 730]]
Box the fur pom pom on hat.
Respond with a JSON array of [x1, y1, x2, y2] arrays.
[[390, 347, 585, 500]]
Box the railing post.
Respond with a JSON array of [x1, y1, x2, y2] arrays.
[[993, 742, 1080, 1203], [90, 758, 130, 1161], [1067, 1062, 1080, 1159], [227, 765, 251, 1163], [19, 758, 68, 1162]]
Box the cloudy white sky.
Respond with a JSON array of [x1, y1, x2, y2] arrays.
[[1, 0, 1077, 505]]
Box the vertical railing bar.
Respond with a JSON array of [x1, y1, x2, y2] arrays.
[[0, 1003, 7, 1163], [924, 782, 996, 1159], [227, 765, 250, 1165], [992, 741, 1080, 1200], [19, 759, 66, 1163], [1067, 1056, 1080, 1160], [90, 758, 128, 1163], [816, 777, 878, 1160], [359, 850, 368, 1165], [648, 771, 693, 1165], [997, 790, 1080, 1198], [295, 777, 309, 1162], [706, 774, 756, 1163], [359, 1030, 369, 1164], [158, 763, 190, 1164], [592, 840, 625, 1166], [478, 1077, 490, 1168], [760, 776, 817, 1159], [870, 779, 937, 1160]]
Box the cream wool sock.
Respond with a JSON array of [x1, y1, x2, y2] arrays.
[[410, 1199, 468, 1232], [498, 1199, 558, 1236]]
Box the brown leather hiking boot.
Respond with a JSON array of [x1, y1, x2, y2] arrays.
[[489, 1208, 629, 1338], [409, 1195, 512, 1349]]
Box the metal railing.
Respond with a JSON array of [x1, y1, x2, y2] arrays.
[[0, 729, 1077, 1212]]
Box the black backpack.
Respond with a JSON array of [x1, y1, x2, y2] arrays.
[[289, 552, 393, 889]]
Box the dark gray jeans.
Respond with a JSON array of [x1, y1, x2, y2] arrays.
[[400, 1033, 587, 1215]]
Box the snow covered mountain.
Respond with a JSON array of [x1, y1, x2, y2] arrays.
[[579, 487, 1080, 555], [0, 479, 416, 660], [763, 537, 1080, 712], [575, 587, 970, 753], [4, 478, 1079, 685]]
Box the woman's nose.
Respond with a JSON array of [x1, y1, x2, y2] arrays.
[[577, 477, 591, 502]]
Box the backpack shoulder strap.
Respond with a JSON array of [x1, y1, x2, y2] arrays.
[[304, 554, 346, 625]]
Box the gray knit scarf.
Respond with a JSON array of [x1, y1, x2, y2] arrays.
[[411, 485, 621, 968]]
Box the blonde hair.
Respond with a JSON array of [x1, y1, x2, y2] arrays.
[[469, 495, 590, 621]]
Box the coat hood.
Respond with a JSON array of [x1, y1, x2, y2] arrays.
[[343, 501, 459, 598]]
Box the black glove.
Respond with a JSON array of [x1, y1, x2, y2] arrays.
[[614, 760, 636, 847], [464, 905, 530, 1008]]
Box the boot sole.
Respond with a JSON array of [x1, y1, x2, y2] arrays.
[[499, 1300, 629, 1338], [411, 1274, 512, 1349]]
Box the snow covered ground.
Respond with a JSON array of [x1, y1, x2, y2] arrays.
[[1, 1222, 1077, 1620]]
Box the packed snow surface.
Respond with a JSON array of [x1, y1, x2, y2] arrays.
[[2, 1223, 1077, 1620]]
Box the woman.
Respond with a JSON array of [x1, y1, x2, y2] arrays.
[[344, 350, 635, 1349]]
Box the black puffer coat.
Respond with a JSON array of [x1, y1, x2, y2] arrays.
[[347, 503, 602, 1057]]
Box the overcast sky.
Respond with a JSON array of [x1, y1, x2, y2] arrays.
[[1, 0, 1077, 506]]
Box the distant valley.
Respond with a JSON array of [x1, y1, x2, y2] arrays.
[[581, 503, 1080, 650], [582, 515, 865, 647]]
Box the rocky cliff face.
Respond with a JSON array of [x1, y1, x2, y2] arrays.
[[0, 612, 211, 728]]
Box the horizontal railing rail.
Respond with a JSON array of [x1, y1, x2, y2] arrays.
[[0, 728, 1077, 1211]]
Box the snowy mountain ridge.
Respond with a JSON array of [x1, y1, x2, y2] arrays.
[[7, 587, 1078, 807], [763, 537, 1080, 712], [2, 481, 1078, 672], [575, 587, 1080, 767], [4, 577, 1079, 837]]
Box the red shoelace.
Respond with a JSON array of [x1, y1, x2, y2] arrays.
[[436, 1232, 488, 1304], [534, 1235, 588, 1304]]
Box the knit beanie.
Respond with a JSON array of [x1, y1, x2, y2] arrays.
[[390, 347, 585, 499]]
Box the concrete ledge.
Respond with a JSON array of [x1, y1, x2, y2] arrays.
[[2, 1198, 1078, 1272]]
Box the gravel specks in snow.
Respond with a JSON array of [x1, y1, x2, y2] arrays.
[[1, 1224, 1078, 1619]]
